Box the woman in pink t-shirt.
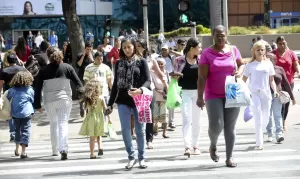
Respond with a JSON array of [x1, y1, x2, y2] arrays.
[[273, 36, 300, 130], [197, 25, 245, 168]]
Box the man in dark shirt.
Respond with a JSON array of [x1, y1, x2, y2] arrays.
[[76, 43, 94, 117], [0, 53, 26, 142]]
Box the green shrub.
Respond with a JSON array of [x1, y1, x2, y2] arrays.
[[150, 24, 211, 38], [229, 26, 250, 35], [277, 26, 300, 33], [255, 26, 271, 34]]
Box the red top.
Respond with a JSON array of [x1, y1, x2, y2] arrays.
[[16, 45, 31, 62], [108, 46, 120, 64], [274, 49, 298, 84]]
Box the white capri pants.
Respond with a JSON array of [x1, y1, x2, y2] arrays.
[[44, 99, 72, 154]]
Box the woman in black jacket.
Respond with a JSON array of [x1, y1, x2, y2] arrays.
[[107, 38, 151, 169]]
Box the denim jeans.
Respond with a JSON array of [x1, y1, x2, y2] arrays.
[[118, 104, 146, 161], [266, 97, 283, 138], [14, 117, 31, 147], [9, 118, 15, 139]]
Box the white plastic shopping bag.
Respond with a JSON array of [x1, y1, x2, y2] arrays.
[[225, 76, 251, 108]]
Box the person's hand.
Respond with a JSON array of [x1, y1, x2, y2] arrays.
[[196, 98, 205, 110], [292, 99, 296, 105], [105, 106, 113, 116], [234, 71, 242, 78], [37, 108, 44, 113], [128, 88, 142, 97], [274, 92, 279, 98]]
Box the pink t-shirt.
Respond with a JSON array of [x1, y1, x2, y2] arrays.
[[199, 47, 242, 100]]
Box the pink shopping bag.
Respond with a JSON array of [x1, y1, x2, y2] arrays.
[[132, 87, 153, 123]]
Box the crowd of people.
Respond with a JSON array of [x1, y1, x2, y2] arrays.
[[0, 24, 299, 170]]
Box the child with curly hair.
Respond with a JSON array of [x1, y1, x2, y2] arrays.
[[78, 80, 106, 159], [7, 71, 34, 159]]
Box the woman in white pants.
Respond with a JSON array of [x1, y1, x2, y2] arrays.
[[242, 41, 278, 150], [173, 38, 202, 157], [34, 47, 83, 160]]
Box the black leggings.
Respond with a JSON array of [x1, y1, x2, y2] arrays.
[[281, 83, 294, 121], [146, 95, 155, 142]]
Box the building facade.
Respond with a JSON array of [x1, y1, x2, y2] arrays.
[[228, 0, 300, 27]]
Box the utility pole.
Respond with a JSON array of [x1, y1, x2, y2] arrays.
[[159, 0, 164, 33], [189, 22, 197, 39], [143, 0, 149, 49], [223, 0, 228, 30]]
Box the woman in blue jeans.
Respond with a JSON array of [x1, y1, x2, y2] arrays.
[[266, 52, 296, 143], [107, 38, 151, 169]]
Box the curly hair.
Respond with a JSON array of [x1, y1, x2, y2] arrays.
[[47, 47, 63, 64], [82, 80, 102, 110], [9, 71, 33, 87]]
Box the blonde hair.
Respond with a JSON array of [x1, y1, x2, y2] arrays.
[[10, 71, 33, 87], [250, 41, 266, 63], [82, 80, 102, 110]]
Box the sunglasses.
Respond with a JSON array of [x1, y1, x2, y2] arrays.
[[180, 44, 186, 46]]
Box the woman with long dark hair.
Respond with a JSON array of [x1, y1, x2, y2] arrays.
[[14, 37, 31, 63], [136, 39, 168, 149], [23, 1, 36, 15], [173, 38, 202, 157], [272, 36, 300, 131], [107, 38, 151, 169]]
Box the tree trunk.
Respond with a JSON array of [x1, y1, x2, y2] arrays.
[[62, 0, 84, 100], [209, 0, 222, 31], [62, 0, 84, 68]]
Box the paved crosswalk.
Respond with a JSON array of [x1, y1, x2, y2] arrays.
[[0, 127, 300, 179]]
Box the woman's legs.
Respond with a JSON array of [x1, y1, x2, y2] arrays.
[[132, 107, 146, 162], [118, 104, 136, 161], [45, 102, 59, 155], [89, 136, 96, 156], [282, 83, 294, 129], [181, 90, 194, 150], [191, 91, 201, 149]]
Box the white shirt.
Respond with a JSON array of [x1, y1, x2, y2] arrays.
[[158, 33, 165, 41], [35, 35, 44, 47], [163, 56, 173, 73], [243, 60, 275, 99], [167, 41, 176, 48]]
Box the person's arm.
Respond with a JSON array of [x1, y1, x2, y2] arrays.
[[281, 67, 295, 100], [68, 65, 83, 88], [140, 59, 151, 90], [106, 68, 113, 89], [291, 51, 300, 76], [198, 64, 208, 100], [29, 87, 34, 104], [101, 97, 107, 112], [107, 61, 119, 107], [33, 70, 44, 109], [77, 54, 85, 67], [242, 63, 250, 82], [269, 64, 278, 97], [169, 50, 183, 57], [233, 46, 245, 78], [152, 59, 168, 88]]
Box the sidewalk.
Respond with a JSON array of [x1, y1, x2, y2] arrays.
[[1, 99, 300, 142]]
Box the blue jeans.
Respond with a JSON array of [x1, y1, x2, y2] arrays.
[[14, 117, 31, 147], [9, 119, 15, 139], [118, 104, 145, 161], [266, 97, 283, 138]]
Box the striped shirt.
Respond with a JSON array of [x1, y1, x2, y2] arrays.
[[83, 63, 112, 97]]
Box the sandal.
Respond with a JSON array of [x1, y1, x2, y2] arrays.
[[226, 158, 237, 168], [209, 147, 219, 162], [162, 134, 169, 138], [14, 150, 19, 156], [90, 155, 96, 159], [184, 148, 191, 158]]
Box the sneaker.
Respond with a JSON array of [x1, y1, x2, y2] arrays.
[[52, 153, 58, 156], [168, 124, 176, 129], [267, 137, 273, 142], [139, 159, 148, 169], [277, 136, 284, 143], [125, 159, 136, 169], [255, 146, 264, 150], [60, 151, 68, 160]]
